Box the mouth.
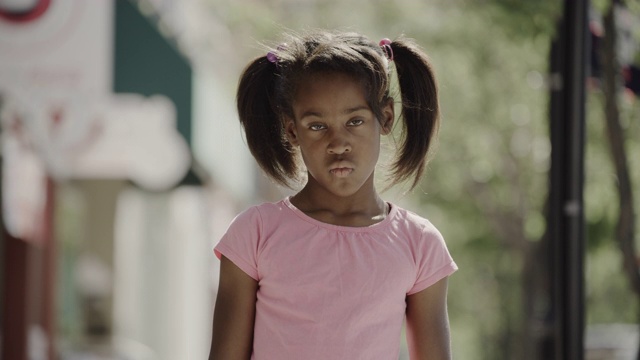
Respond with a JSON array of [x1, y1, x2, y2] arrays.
[[330, 167, 354, 177]]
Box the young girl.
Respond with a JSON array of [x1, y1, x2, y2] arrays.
[[209, 30, 457, 360]]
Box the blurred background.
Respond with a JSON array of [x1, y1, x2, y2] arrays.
[[0, 0, 639, 359]]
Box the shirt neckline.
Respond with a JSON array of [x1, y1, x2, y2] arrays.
[[282, 196, 397, 233]]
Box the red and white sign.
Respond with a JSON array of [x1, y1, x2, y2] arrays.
[[0, 0, 191, 241], [0, 0, 51, 23]]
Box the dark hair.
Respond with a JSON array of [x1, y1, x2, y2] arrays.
[[236, 30, 439, 190]]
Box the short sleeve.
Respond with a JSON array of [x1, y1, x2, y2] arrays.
[[214, 206, 262, 281], [407, 224, 458, 295]]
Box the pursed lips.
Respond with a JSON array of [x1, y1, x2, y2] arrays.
[[329, 161, 355, 177]]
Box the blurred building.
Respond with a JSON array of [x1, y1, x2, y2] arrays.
[[0, 0, 261, 359]]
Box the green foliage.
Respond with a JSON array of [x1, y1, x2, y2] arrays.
[[416, 4, 554, 357], [585, 91, 619, 253], [586, 243, 639, 323], [594, 0, 612, 14], [584, 85, 640, 325], [470, 0, 561, 39]]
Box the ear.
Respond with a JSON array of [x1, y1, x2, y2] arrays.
[[284, 117, 299, 146], [380, 99, 395, 135]]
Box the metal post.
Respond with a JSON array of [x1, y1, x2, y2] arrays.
[[547, 0, 587, 359]]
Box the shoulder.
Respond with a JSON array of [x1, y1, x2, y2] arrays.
[[228, 198, 291, 231], [389, 203, 442, 239], [389, 204, 458, 294], [216, 198, 290, 258]]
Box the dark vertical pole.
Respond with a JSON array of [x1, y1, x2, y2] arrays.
[[0, 154, 28, 360], [43, 177, 57, 360], [0, 181, 56, 360], [547, 0, 587, 359], [1, 234, 29, 360]]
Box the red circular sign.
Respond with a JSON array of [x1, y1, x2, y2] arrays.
[[0, 0, 51, 23]]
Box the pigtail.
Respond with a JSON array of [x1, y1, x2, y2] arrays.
[[388, 38, 440, 190], [236, 56, 297, 187]]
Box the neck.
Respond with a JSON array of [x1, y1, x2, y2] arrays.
[[290, 174, 388, 227]]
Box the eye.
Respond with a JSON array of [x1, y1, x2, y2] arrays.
[[347, 118, 364, 126], [309, 124, 326, 131]]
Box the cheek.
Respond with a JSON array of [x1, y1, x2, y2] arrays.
[[298, 131, 327, 149], [298, 143, 323, 163], [366, 137, 383, 162]]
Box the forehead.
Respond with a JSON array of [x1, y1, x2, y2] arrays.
[[292, 72, 369, 115]]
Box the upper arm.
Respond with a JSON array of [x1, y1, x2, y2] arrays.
[[209, 255, 259, 360], [405, 276, 452, 360]]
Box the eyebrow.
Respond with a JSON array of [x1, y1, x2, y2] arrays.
[[342, 105, 371, 114], [299, 111, 322, 121], [298, 106, 371, 121]]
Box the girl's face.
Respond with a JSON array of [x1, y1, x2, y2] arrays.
[[285, 72, 394, 198]]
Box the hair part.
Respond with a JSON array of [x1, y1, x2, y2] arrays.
[[235, 30, 440, 190]]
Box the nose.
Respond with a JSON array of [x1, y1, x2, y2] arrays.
[[327, 129, 351, 155]]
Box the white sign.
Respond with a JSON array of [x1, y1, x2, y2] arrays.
[[0, 0, 191, 241]]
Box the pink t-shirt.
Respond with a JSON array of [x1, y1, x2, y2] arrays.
[[214, 197, 457, 359]]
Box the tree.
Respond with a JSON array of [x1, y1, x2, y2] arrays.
[[599, 2, 640, 357]]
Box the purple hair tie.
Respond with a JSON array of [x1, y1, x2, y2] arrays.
[[266, 51, 278, 64], [379, 38, 394, 61], [267, 43, 287, 65]]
